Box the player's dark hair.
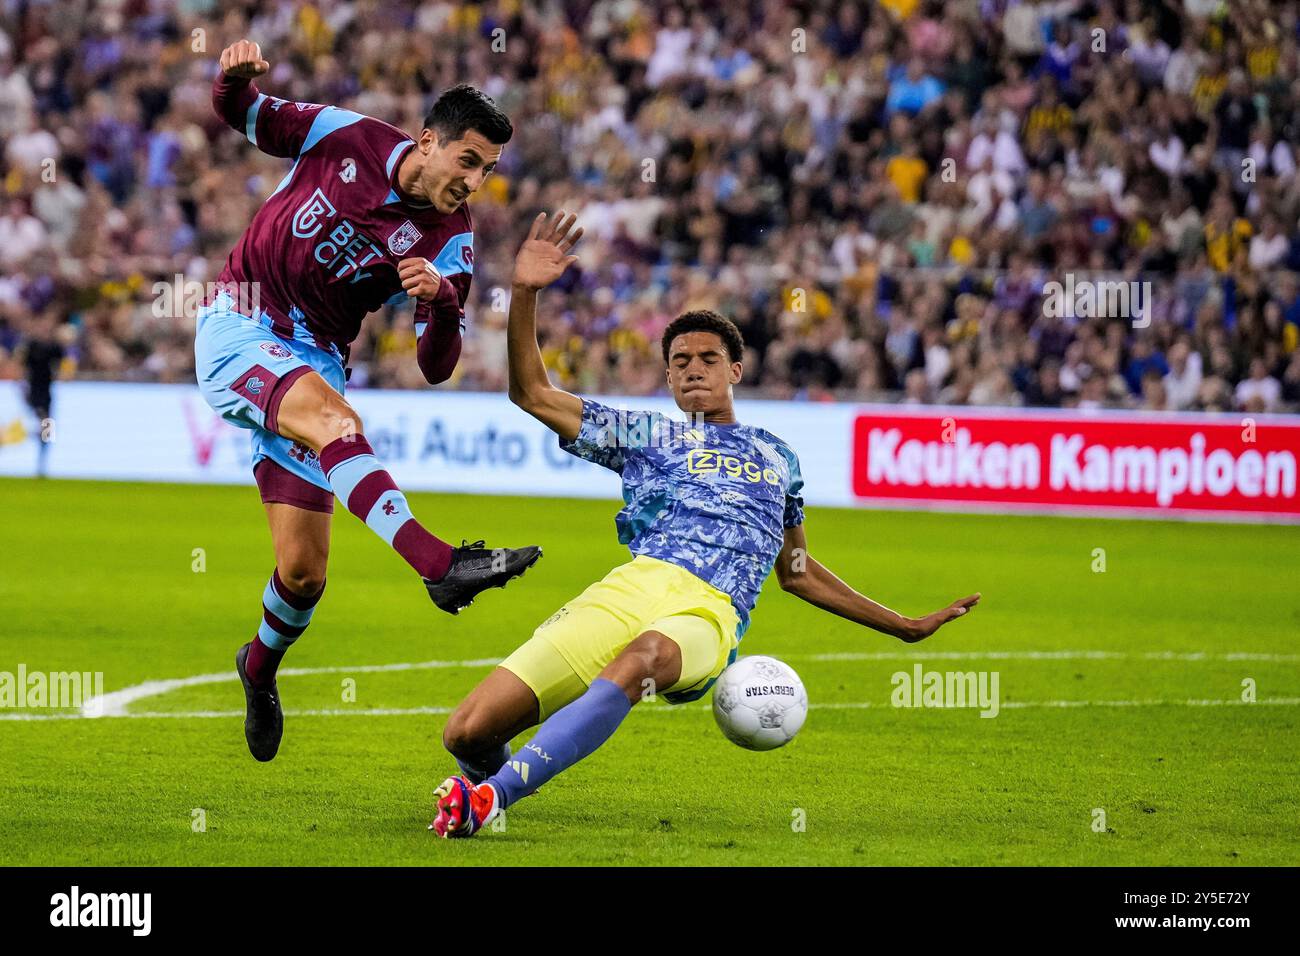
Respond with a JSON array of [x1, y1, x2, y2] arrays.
[[424, 84, 513, 146], [661, 311, 745, 364]]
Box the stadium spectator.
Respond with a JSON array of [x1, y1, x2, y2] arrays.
[[0, 0, 1295, 415], [1235, 356, 1283, 412]]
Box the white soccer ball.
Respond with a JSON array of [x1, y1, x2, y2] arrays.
[[711, 655, 808, 751]]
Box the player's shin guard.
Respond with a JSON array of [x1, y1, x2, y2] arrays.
[[319, 436, 452, 581], [455, 743, 512, 785], [485, 678, 631, 808], [246, 569, 325, 687]]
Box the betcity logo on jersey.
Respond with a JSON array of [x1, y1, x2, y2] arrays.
[[292, 188, 336, 239], [291, 188, 384, 284]]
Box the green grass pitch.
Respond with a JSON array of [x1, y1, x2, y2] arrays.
[[0, 476, 1296, 866]]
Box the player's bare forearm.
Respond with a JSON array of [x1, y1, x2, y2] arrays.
[[506, 282, 582, 439], [775, 526, 980, 642], [789, 558, 936, 641], [506, 212, 584, 441]]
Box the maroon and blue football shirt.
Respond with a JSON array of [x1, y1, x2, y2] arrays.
[[211, 72, 475, 353]]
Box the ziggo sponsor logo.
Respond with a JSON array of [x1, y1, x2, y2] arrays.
[[687, 448, 782, 486]]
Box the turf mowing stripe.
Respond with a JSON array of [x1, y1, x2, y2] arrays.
[[66, 650, 1300, 720], [4, 698, 1300, 721], [811, 698, 1300, 709], [801, 651, 1300, 662]]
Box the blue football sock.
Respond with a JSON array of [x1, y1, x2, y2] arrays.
[[486, 678, 631, 808], [455, 743, 511, 785]]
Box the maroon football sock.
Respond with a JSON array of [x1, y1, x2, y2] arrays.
[[319, 436, 453, 580], [245, 635, 287, 688]]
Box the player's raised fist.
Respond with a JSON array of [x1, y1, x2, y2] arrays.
[[513, 211, 583, 291], [220, 40, 270, 79], [398, 258, 444, 301]]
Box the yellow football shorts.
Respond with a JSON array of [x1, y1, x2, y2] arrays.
[[500, 555, 741, 720]]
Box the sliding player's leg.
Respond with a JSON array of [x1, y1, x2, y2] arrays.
[[431, 573, 630, 836], [441, 667, 542, 784], [433, 630, 679, 838], [236, 496, 331, 762], [432, 558, 737, 837], [274, 371, 541, 614], [431, 618, 589, 835], [483, 628, 695, 805]]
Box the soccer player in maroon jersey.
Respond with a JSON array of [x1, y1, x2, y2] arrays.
[[198, 39, 541, 761]]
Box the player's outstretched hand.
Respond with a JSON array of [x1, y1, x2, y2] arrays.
[[902, 593, 981, 643], [220, 39, 270, 79], [513, 211, 583, 291]]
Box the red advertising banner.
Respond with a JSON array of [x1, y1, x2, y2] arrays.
[[851, 410, 1300, 521]]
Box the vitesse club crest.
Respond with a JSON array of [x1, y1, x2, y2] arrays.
[[388, 220, 423, 256]]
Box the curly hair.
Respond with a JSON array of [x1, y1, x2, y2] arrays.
[[660, 310, 745, 364]]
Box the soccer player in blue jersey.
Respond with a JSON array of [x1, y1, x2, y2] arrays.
[[200, 40, 542, 763], [430, 212, 982, 837]]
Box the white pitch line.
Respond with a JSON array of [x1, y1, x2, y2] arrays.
[[1, 650, 1291, 723], [4, 698, 1300, 722], [0, 707, 454, 722], [808, 697, 1300, 710], [800, 651, 1300, 663], [80, 657, 502, 718]]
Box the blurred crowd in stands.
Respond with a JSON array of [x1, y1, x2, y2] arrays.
[[2, 0, 1300, 413]]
